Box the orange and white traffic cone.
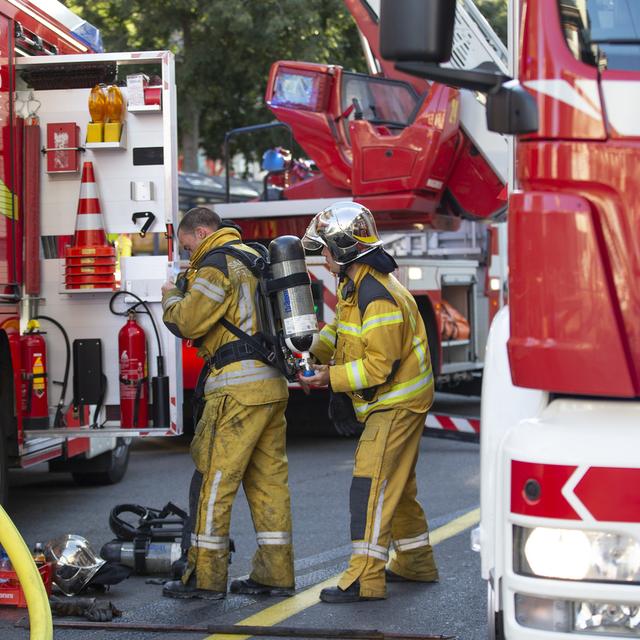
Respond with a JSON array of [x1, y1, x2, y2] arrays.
[[64, 161, 116, 289]]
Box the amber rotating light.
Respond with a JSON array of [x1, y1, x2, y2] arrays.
[[104, 85, 125, 143], [86, 84, 106, 143]]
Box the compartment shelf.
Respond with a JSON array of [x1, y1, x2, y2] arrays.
[[24, 426, 179, 438], [60, 287, 119, 295], [85, 141, 126, 149], [442, 339, 470, 347], [85, 122, 127, 149], [128, 104, 161, 113]]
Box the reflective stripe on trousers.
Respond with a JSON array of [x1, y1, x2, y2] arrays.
[[338, 408, 439, 598], [185, 395, 294, 592], [256, 531, 292, 546], [190, 533, 229, 551], [204, 361, 281, 393], [394, 531, 430, 552]]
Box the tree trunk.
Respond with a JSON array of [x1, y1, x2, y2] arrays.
[[181, 92, 200, 173], [179, 17, 200, 173]]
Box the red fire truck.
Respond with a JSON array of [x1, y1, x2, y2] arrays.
[[213, 0, 509, 437], [0, 0, 183, 504], [380, 0, 640, 637]]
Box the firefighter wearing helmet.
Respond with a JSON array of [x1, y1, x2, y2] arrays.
[[161, 207, 294, 600], [302, 201, 439, 602]]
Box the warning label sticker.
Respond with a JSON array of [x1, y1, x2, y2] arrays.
[[284, 314, 318, 335]]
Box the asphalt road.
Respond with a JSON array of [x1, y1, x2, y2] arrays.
[[1, 399, 482, 640]]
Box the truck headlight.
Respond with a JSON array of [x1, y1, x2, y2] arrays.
[[515, 595, 640, 636], [575, 601, 640, 635], [514, 526, 640, 582]]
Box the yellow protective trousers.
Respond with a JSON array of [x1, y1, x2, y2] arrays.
[[338, 408, 439, 598], [184, 394, 294, 592]]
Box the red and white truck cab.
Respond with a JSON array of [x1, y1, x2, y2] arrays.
[[380, 0, 640, 637], [213, 0, 511, 421]]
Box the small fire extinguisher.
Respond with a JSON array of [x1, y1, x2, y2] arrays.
[[118, 312, 149, 429], [20, 320, 49, 430]]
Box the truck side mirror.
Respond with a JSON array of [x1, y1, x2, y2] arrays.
[[486, 81, 539, 135], [380, 0, 456, 64]]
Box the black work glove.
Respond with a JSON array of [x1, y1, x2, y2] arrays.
[[328, 391, 363, 437], [84, 600, 121, 622], [175, 271, 188, 293], [50, 596, 121, 621], [50, 596, 94, 617]]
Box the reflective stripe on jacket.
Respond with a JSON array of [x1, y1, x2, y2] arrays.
[[162, 227, 287, 405], [312, 264, 433, 419]]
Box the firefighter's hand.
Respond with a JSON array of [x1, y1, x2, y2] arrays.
[[301, 364, 330, 388], [297, 372, 312, 395], [161, 280, 175, 295]]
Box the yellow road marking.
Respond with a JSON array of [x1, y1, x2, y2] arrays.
[[206, 507, 480, 640]]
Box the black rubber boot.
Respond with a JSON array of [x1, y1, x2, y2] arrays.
[[162, 575, 226, 600], [230, 577, 294, 597], [171, 555, 189, 581], [319, 581, 383, 603]]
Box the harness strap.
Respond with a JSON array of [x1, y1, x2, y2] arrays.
[[219, 318, 276, 366], [196, 244, 288, 378], [133, 537, 148, 574], [200, 245, 266, 279], [212, 335, 272, 369], [266, 272, 310, 293], [192, 360, 212, 429]]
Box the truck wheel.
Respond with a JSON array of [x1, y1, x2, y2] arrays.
[[0, 333, 14, 506], [487, 581, 505, 640], [0, 434, 7, 506], [72, 439, 130, 486]]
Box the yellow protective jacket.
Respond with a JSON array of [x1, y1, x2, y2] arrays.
[[312, 264, 433, 420], [162, 227, 288, 405]]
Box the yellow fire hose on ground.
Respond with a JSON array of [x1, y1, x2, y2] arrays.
[[0, 504, 52, 639]]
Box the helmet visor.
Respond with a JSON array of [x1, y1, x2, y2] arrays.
[[302, 215, 325, 252], [303, 202, 381, 264], [46, 534, 105, 595]]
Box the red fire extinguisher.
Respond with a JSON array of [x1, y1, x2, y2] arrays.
[[20, 320, 49, 430], [118, 312, 149, 429]]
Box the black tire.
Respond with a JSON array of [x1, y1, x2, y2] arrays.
[[487, 582, 505, 640], [0, 433, 7, 507], [72, 439, 130, 486], [0, 332, 15, 506]]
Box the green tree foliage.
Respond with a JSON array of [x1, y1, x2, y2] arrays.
[[476, 0, 508, 45], [66, 0, 366, 171]]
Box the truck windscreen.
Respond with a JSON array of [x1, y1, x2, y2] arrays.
[[559, 0, 640, 71]]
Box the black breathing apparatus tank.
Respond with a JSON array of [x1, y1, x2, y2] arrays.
[[268, 236, 318, 374]]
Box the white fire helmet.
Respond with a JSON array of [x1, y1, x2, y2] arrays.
[[45, 534, 105, 595], [302, 201, 382, 265]]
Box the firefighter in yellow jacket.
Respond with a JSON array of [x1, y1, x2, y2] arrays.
[[301, 202, 439, 602], [161, 207, 294, 600]]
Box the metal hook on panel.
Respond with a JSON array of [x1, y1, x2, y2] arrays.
[[132, 211, 156, 238]]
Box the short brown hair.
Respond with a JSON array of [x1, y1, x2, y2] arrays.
[[178, 207, 221, 235]]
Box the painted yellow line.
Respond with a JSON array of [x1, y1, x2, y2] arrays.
[[431, 507, 480, 546], [206, 507, 480, 640]]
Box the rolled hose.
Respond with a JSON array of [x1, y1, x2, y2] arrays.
[[0, 505, 52, 639]]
